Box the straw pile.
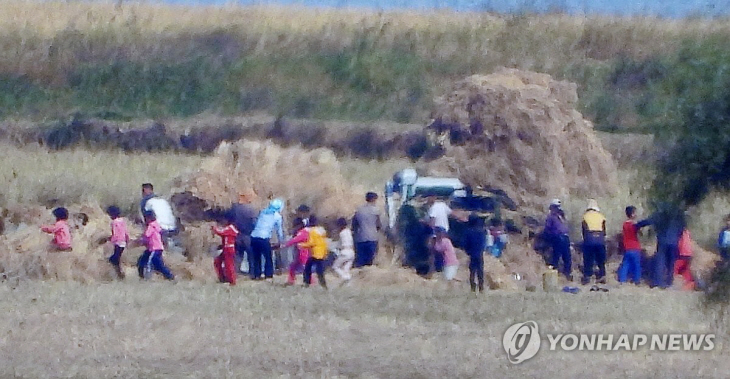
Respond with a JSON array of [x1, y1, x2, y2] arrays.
[[173, 140, 364, 219], [0, 204, 215, 282], [427, 68, 619, 208]]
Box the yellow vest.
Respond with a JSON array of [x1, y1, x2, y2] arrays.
[[302, 227, 329, 260], [583, 210, 606, 232]]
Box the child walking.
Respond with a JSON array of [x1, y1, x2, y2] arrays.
[[301, 218, 328, 289], [212, 212, 240, 286], [332, 217, 355, 282], [41, 207, 72, 251], [617, 206, 651, 285], [107, 206, 130, 279], [433, 227, 459, 282], [283, 218, 311, 285], [137, 211, 175, 281]]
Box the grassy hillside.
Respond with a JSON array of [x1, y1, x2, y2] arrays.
[[1, 1, 730, 125]]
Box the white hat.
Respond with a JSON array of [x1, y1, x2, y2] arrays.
[[550, 198, 562, 207], [586, 199, 600, 212]]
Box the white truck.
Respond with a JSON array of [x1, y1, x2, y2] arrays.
[[384, 168, 468, 231]]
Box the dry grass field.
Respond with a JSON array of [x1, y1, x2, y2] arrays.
[[0, 279, 726, 378]]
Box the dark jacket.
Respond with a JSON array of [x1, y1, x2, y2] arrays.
[[463, 227, 486, 260]]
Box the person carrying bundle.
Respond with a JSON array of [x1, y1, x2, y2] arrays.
[[41, 207, 72, 252]]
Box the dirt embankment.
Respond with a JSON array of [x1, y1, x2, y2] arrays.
[[0, 114, 426, 159]]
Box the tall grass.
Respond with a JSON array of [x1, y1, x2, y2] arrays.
[[0, 143, 204, 212], [1, 1, 730, 122]]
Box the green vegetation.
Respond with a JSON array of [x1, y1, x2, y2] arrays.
[[1, 2, 730, 124]]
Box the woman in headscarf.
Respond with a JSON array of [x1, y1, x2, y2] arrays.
[[249, 198, 285, 280]]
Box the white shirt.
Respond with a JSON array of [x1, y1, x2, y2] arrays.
[[428, 201, 452, 231], [338, 228, 355, 257], [144, 197, 177, 231]]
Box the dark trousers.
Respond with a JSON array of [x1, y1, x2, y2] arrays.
[[137, 250, 174, 280], [582, 243, 606, 281], [109, 245, 125, 278], [653, 243, 679, 288], [109, 245, 124, 266], [434, 251, 445, 272], [354, 241, 378, 267], [550, 235, 572, 277], [304, 257, 327, 288], [250, 237, 274, 279], [469, 255, 485, 292]]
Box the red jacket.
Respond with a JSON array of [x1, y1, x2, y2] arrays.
[[623, 220, 642, 251], [213, 224, 240, 254]]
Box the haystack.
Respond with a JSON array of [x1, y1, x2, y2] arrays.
[[0, 204, 214, 282], [426, 68, 619, 208], [173, 140, 364, 220]]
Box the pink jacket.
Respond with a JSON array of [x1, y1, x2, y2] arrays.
[[143, 221, 164, 251], [110, 218, 130, 246], [41, 220, 72, 250], [433, 237, 459, 266], [285, 228, 310, 261]]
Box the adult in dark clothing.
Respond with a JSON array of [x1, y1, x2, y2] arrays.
[[231, 190, 258, 274], [353, 192, 382, 267], [463, 214, 487, 293], [649, 205, 686, 288], [398, 205, 433, 276], [581, 199, 607, 285], [544, 199, 572, 281]]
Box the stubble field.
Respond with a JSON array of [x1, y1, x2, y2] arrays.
[[0, 279, 726, 378]]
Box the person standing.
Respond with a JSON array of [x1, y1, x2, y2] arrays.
[[650, 205, 685, 289], [107, 205, 130, 279], [283, 218, 311, 285], [231, 190, 258, 274], [617, 206, 651, 285], [332, 217, 355, 282], [211, 212, 240, 286], [427, 195, 452, 272], [140, 183, 178, 251], [250, 198, 285, 280], [353, 192, 381, 267], [675, 228, 695, 290], [433, 227, 459, 282], [301, 217, 328, 289], [544, 199, 572, 281], [463, 214, 486, 293], [581, 199, 607, 285], [137, 211, 175, 281]]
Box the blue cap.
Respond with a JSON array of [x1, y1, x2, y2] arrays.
[[434, 226, 447, 234]]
